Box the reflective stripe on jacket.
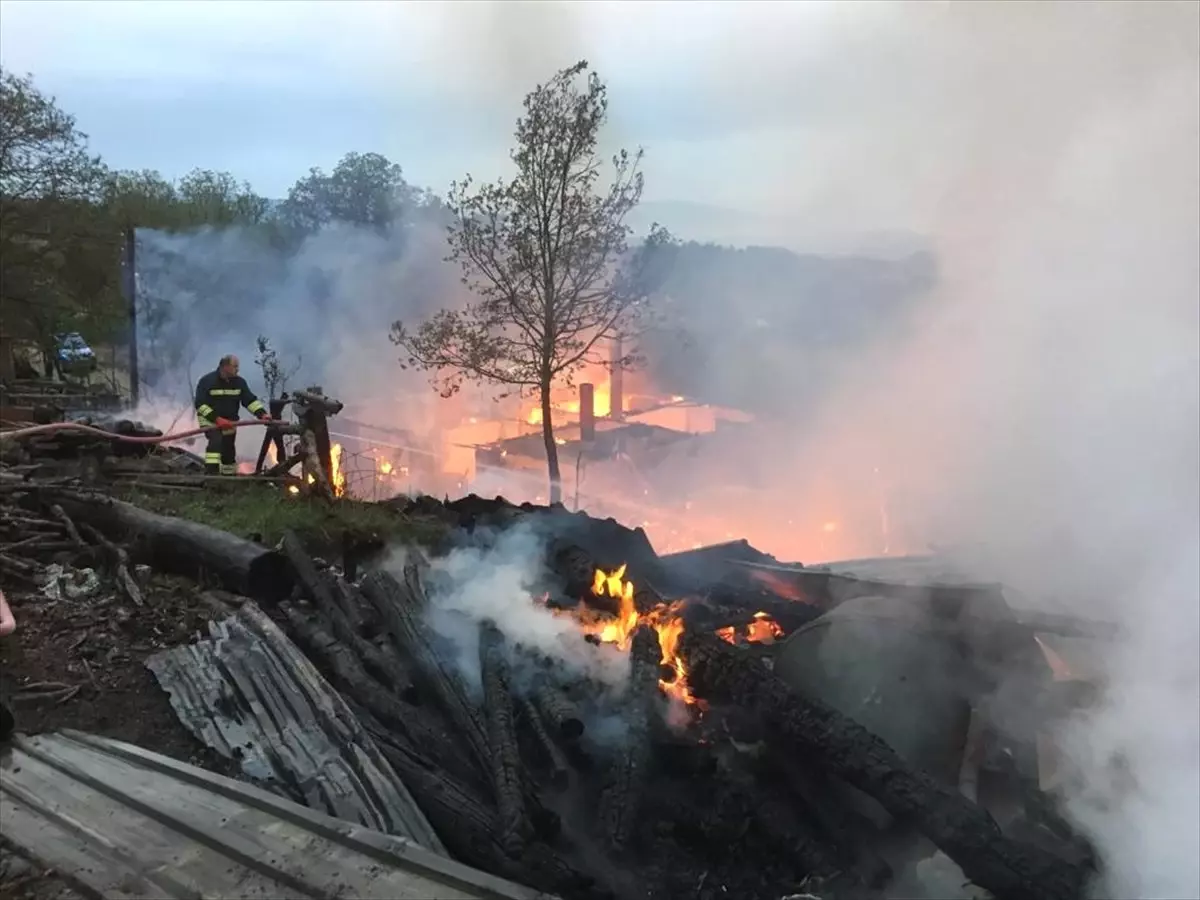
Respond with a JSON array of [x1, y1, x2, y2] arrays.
[[194, 370, 267, 426]]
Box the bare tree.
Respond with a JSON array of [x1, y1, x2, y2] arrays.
[[391, 61, 669, 504], [254, 335, 302, 401]]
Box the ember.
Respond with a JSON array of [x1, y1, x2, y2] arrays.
[[719, 611, 785, 645]]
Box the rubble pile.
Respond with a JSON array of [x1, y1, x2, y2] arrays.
[[0, 476, 1109, 900]]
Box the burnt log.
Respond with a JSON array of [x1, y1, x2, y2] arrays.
[[53, 491, 292, 601], [359, 568, 491, 775], [765, 744, 893, 888], [726, 764, 845, 880], [531, 678, 585, 741], [360, 568, 562, 843], [649, 782, 753, 849], [680, 629, 1091, 900], [517, 695, 571, 791], [280, 532, 410, 694], [358, 710, 603, 900], [278, 602, 477, 787], [480, 623, 531, 856], [597, 624, 660, 851]]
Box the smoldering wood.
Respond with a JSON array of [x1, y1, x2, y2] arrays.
[[724, 762, 846, 881], [764, 743, 893, 888], [52, 491, 293, 601], [358, 710, 601, 900], [516, 694, 571, 792], [359, 568, 492, 779], [280, 532, 411, 694], [479, 623, 531, 856], [277, 601, 477, 787], [597, 624, 660, 851], [648, 783, 753, 849], [679, 629, 1091, 900], [531, 677, 585, 741]]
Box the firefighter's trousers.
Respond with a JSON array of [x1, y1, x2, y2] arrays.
[[205, 429, 238, 476]]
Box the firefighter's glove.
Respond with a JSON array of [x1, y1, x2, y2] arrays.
[[214, 417, 235, 429]]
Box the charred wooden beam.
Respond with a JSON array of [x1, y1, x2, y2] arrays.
[[480, 623, 531, 857], [279, 532, 410, 694], [359, 568, 491, 776], [531, 678, 585, 742], [277, 601, 477, 787], [597, 624, 660, 851], [517, 695, 571, 792], [53, 491, 292, 601], [764, 744, 893, 888], [680, 629, 1091, 900], [358, 709, 602, 900]]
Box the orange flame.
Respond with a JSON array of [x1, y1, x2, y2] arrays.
[[330, 443, 346, 497], [587, 565, 696, 705], [716, 612, 785, 645]]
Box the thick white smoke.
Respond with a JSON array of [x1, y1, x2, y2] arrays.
[[731, 4, 1200, 896], [411, 523, 631, 692]]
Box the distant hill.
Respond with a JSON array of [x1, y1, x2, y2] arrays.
[[638, 240, 937, 415], [630, 200, 932, 260]]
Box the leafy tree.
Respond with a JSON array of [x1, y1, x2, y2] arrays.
[[279, 152, 418, 234], [0, 69, 109, 365], [176, 169, 269, 226], [391, 61, 668, 504]]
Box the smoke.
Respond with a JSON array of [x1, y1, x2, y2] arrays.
[[131, 208, 468, 470], [664, 3, 1198, 896], [395, 522, 630, 694]]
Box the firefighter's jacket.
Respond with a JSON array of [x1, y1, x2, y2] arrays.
[[194, 370, 267, 431]]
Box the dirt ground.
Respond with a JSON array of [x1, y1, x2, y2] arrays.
[[0, 569, 239, 899]]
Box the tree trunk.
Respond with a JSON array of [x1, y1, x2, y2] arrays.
[[540, 379, 562, 505]]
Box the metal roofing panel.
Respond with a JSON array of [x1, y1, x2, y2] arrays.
[[145, 602, 445, 853]]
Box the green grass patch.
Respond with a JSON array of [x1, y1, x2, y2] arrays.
[[119, 483, 447, 552]]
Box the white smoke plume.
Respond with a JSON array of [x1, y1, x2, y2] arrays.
[[388, 522, 630, 694], [673, 4, 1198, 897]]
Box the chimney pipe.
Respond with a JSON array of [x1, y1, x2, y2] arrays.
[[609, 336, 624, 420]]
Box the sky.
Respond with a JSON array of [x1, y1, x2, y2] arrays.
[[8, 0, 1181, 254]]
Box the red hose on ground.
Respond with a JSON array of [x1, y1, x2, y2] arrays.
[[0, 419, 272, 445]]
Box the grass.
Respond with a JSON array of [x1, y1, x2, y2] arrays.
[[119, 483, 448, 553]]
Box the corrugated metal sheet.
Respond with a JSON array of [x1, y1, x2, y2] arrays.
[[146, 602, 444, 853], [0, 730, 552, 900]]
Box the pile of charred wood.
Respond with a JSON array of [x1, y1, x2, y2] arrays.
[[0, 482, 1105, 900], [266, 520, 1099, 900]]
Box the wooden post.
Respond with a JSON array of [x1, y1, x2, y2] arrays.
[[121, 227, 140, 407]]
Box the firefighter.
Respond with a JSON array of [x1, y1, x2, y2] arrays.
[[194, 354, 271, 475]]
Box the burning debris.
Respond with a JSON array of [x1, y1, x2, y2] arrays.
[[0, 476, 1115, 900]]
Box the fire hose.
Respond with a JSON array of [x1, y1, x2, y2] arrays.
[[0, 418, 276, 445]]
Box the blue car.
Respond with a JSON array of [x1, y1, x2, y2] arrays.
[[54, 332, 98, 377]]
